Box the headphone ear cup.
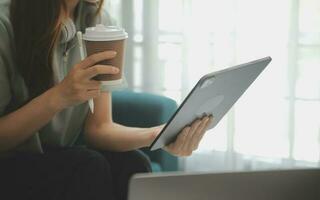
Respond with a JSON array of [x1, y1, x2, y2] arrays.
[[60, 18, 77, 44]]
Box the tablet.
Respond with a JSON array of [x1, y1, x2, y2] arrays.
[[150, 57, 272, 151]]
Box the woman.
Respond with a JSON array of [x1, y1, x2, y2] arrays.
[[0, 0, 213, 199]]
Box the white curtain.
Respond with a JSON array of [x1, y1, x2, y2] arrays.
[[106, 0, 320, 172]]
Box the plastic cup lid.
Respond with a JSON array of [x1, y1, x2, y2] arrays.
[[83, 24, 128, 41]]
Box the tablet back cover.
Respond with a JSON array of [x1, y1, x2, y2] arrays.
[[151, 57, 272, 151]]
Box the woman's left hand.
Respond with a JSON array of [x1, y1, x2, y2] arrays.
[[150, 115, 214, 157]]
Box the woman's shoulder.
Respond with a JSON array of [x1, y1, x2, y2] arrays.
[[0, 0, 15, 84], [0, 0, 10, 23], [0, 0, 10, 21], [0, 0, 13, 46]]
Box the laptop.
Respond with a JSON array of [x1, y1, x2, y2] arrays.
[[128, 169, 320, 200]]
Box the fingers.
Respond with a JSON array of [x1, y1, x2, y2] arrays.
[[181, 119, 202, 154], [177, 127, 190, 155], [201, 115, 214, 136], [83, 65, 119, 79], [191, 116, 210, 148], [163, 115, 214, 157], [182, 116, 209, 153], [191, 116, 214, 150], [76, 51, 117, 69], [167, 126, 190, 156]]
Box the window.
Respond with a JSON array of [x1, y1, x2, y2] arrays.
[[106, 0, 320, 171]]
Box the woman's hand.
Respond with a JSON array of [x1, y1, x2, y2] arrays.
[[52, 51, 119, 110], [150, 115, 214, 157], [164, 115, 213, 156]]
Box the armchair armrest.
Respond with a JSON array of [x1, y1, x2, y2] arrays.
[[112, 90, 179, 171]]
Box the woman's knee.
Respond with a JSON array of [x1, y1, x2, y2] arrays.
[[60, 147, 112, 175], [124, 150, 152, 173], [63, 147, 114, 186], [59, 147, 115, 199]]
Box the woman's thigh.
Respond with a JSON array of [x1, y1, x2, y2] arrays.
[[0, 146, 116, 200]]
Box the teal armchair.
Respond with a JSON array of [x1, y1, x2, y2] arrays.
[[111, 90, 179, 172]]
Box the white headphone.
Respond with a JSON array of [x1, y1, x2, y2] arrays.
[[60, 0, 100, 43], [60, 18, 77, 43]]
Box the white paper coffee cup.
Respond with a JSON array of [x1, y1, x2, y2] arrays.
[[83, 25, 128, 85]]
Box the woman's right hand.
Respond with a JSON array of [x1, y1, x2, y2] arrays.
[[51, 51, 118, 110]]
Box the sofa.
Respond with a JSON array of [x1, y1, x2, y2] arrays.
[[112, 90, 179, 172]]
